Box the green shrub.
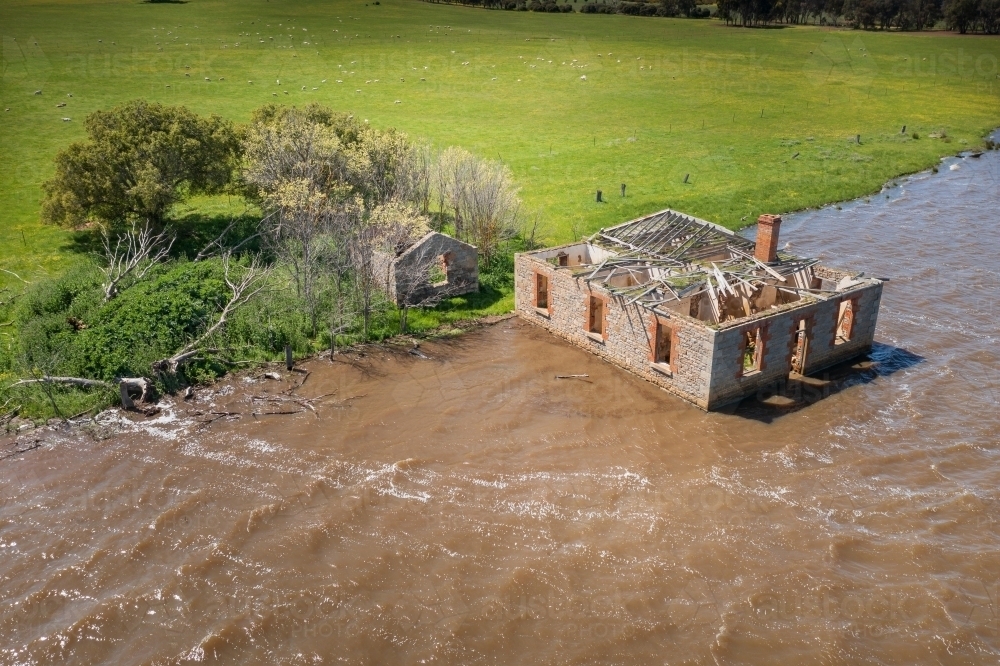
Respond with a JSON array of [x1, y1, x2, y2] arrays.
[[69, 260, 229, 381], [12, 262, 103, 370]]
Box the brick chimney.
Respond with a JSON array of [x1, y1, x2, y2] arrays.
[[755, 214, 782, 264]]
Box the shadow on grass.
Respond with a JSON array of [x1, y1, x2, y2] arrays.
[[62, 211, 264, 262], [722, 343, 925, 423], [435, 282, 510, 313], [170, 210, 263, 259]]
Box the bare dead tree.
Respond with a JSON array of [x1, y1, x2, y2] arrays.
[[0, 269, 29, 284], [9, 376, 152, 407], [459, 158, 520, 265], [10, 376, 110, 389], [520, 209, 548, 251], [152, 253, 270, 375], [434, 146, 474, 239], [194, 211, 277, 263], [101, 221, 174, 301]]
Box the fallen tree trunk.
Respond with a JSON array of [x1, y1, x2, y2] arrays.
[[9, 376, 153, 407], [10, 376, 111, 389], [152, 254, 269, 375]]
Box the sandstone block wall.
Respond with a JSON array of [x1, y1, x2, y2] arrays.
[[705, 281, 883, 408], [515, 252, 883, 411], [515, 253, 714, 408], [380, 232, 479, 307]]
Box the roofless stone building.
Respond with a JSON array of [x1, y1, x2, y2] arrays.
[[376, 231, 479, 307], [514, 210, 883, 410]]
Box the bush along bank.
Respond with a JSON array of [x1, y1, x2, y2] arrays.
[[0, 101, 529, 424]]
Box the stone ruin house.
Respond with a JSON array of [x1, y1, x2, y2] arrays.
[[514, 210, 883, 410], [376, 231, 479, 307]]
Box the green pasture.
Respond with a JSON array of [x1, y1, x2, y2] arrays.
[[2, 0, 1000, 289]]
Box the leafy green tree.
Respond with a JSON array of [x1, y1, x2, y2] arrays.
[[41, 100, 239, 231], [944, 0, 979, 30], [982, 0, 1000, 32]]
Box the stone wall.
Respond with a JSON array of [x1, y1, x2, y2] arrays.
[[704, 281, 883, 408], [515, 253, 715, 408], [515, 251, 883, 411], [387, 232, 479, 307]]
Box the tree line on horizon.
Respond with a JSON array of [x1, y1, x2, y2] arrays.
[[422, 0, 1000, 32]]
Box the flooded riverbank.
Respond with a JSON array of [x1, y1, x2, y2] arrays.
[[3, 147, 1000, 664]]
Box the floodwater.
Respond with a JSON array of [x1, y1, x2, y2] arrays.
[[3, 148, 1000, 665]]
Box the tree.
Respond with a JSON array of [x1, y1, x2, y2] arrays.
[[944, 0, 980, 30], [345, 126, 429, 208], [242, 103, 435, 342], [459, 157, 519, 265], [435, 146, 474, 238], [100, 222, 174, 301], [41, 100, 239, 231], [982, 0, 1000, 32], [350, 202, 429, 338], [433, 147, 520, 263], [242, 104, 360, 336], [898, 0, 941, 29]]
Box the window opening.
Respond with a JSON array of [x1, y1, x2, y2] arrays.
[[430, 253, 450, 286], [791, 318, 809, 374], [742, 328, 763, 374], [587, 296, 604, 336], [654, 321, 673, 369], [836, 299, 855, 345], [535, 273, 549, 310]]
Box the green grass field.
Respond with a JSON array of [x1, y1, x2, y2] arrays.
[[2, 0, 999, 289]]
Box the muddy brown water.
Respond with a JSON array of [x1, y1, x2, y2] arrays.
[[3, 149, 1000, 665]]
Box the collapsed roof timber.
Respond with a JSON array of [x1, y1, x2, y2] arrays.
[[565, 209, 838, 323], [515, 210, 885, 410]]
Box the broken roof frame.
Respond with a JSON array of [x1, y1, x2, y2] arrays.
[[566, 208, 826, 318]]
